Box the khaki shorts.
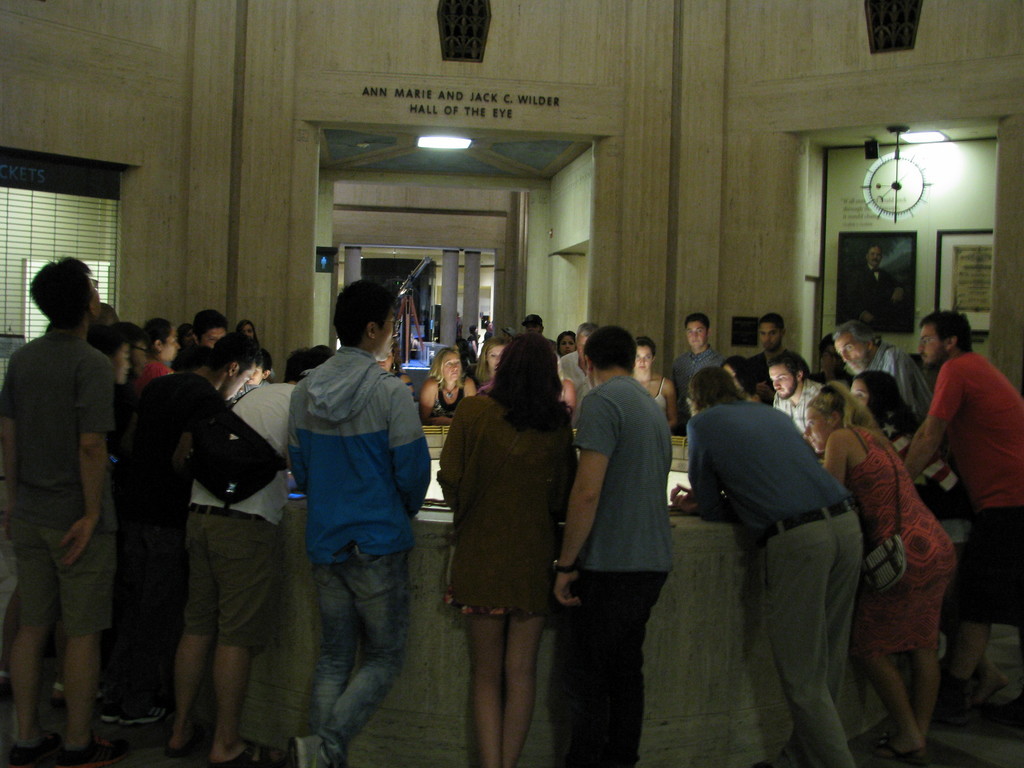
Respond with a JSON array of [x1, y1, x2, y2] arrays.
[[184, 511, 282, 647], [11, 517, 116, 636]]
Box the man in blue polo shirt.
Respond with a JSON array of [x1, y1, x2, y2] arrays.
[[675, 366, 861, 768]]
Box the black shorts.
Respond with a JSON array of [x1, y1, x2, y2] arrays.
[[958, 507, 1024, 627]]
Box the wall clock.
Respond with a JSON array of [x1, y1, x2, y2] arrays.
[[861, 131, 930, 222]]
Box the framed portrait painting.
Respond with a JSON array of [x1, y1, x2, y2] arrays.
[[935, 230, 993, 333], [835, 231, 917, 333]]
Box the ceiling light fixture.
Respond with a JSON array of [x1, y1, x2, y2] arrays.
[[901, 131, 947, 144], [417, 136, 472, 149]]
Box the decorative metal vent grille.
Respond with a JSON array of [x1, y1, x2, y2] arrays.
[[437, 0, 490, 62], [865, 0, 923, 53]]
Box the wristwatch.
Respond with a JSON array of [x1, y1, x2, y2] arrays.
[[552, 558, 579, 573]]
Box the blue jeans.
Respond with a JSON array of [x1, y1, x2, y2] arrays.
[[562, 570, 667, 768], [310, 550, 410, 768]]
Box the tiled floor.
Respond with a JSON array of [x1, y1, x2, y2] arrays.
[[0, 630, 1019, 768], [850, 623, 1023, 768]]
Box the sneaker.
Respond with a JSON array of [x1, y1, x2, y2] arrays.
[[54, 735, 128, 768], [981, 693, 1024, 728], [99, 702, 122, 724], [288, 735, 326, 768], [117, 706, 168, 726], [9, 733, 62, 768]]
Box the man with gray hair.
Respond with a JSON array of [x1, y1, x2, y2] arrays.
[[558, 322, 599, 424], [832, 320, 932, 421]]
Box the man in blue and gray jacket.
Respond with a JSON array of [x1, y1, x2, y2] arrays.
[[287, 280, 430, 768]]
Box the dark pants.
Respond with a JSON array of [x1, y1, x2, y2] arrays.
[[103, 519, 187, 715], [563, 570, 667, 768]]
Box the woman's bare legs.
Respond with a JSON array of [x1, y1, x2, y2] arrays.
[[467, 613, 546, 768], [856, 655, 926, 757], [469, 615, 507, 768], [909, 647, 941, 736], [500, 614, 544, 768]]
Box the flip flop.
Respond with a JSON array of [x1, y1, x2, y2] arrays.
[[165, 723, 206, 758], [208, 743, 286, 768]]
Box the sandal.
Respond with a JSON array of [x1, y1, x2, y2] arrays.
[[209, 743, 286, 768]]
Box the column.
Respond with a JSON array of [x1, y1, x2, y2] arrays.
[[463, 250, 481, 339], [344, 246, 362, 286], [990, 114, 1024, 389], [440, 249, 460, 347]]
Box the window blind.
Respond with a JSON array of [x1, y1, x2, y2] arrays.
[[0, 187, 120, 388]]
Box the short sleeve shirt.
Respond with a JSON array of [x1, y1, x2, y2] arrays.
[[0, 333, 116, 531], [190, 383, 294, 524], [129, 372, 226, 528], [574, 375, 673, 572], [929, 353, 1024, 510]]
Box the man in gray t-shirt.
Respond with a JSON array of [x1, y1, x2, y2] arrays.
[[553, 325, 672, 768], [0, 259, 129, 766]]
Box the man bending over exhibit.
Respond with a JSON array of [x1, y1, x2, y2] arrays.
[[166, 344, 301, 768], [287, 280, 431, 768], [673, 366, 861, 768]]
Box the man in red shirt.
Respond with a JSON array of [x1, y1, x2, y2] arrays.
[[906, 311, 1024, 726]]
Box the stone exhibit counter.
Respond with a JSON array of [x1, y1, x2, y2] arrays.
[[240, 486, 882, 768]]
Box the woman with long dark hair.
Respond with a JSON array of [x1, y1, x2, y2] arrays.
[[438, 332, 576, 768]]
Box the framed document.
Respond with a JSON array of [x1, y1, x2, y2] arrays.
[[935, 230, 993, 333]]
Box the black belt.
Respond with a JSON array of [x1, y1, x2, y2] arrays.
[[189, 503, 262, 522], [759, 497, 858, 547]]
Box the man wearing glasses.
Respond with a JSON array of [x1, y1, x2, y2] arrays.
[[906, 311, 1024, 727]]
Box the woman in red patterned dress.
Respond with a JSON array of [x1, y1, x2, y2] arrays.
[[805, 383, 955, 765]]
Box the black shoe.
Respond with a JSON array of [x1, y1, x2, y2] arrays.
[[54, 735, 128, 768], [981, 693, 1024, 728], [8, 733, 62, 768]]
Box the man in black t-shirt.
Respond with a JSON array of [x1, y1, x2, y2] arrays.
[[102, 334, 258, 726]]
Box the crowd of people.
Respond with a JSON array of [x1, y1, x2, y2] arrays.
[[673, 310, 1024, 767], [1, 258, 1023, 768]]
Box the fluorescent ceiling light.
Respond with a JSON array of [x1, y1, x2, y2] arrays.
[[417, 136, 472, 149], [901, 131, 947, 143]]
